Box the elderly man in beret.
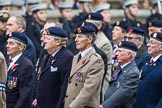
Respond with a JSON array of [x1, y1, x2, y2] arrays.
[[111, 20, 129, 72], [6, 32, 34, 108], [125, 27, 150, 70], [101, 41, 140, 108], [34, 27, 73, 108], [64, 24, 104, 108], [85, 12, 112, 102], [136, 32, 162, 108]]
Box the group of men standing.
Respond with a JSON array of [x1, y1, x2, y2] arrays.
[[0, 0, 162, 108]]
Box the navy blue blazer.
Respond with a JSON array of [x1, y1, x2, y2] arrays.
[[37, 47, 73, 108], [6, 55, 34, 108], [136, 56, 162, 108]]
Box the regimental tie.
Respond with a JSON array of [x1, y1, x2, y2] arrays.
[[46, 55, 53, 66], [77, 54, 82, 63], [149, 59, 155, 65], [7, 59, 13, 68]]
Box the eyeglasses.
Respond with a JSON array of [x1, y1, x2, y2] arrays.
[[147, 40, 162, 45], [124, 36, 140, 40]]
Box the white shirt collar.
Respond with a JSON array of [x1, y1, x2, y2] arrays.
[[80, 46, 92, 58], [121, 62, 131, 69], [152, 54, 162, 62], [8, 53, 22, 70], [51, 48, 61, 57]]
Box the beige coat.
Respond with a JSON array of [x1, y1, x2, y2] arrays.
[[95, 32, 112, 101], [0, 52, 7, 108], [64, 48, 104, 108]]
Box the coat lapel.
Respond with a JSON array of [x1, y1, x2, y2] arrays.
[[69, 48, 95, 78], [8, 55, 24, 75], [40, 47, 64, 76]]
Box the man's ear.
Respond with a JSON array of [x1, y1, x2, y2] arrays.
[[55, 39, 61, 46], [160, 45, 162, 51], [87, 36, 93, 43], [160, 28, 162, 32]]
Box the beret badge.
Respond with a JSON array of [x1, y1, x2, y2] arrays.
[[153, 33, 157, 38], [77, 27, 82, 33], [137, 23, 140, 27], [88, 14, 91, 20], [45, 29, 50, 35], [128, 28, 133, 34], [149, 22, 152, 27], [116, 21, 120, 26]]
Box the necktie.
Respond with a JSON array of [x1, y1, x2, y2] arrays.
[[46, 55, 53, 66], [7, 59, 12, 68], [149, 59, 154, 65], [77, 54, 82, 63]]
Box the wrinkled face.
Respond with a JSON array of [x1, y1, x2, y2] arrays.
[[75, 34, 92, 51], [128, 4, 138, 17], [148, 27, 161, 36], [125, 33, 141, 47], [112, 26, 124, 43], [44, 35, 58, 54], [147, 38, 162, 57], [6, 38, 23, 58], [62, 9, 73, 21], [6, 17, 20, 35], [34, 10, 47, 23], [100, 10, 111, 23], [115, 48, 129, 65]]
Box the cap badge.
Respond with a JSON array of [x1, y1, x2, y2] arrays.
[[153, 33, 157, 38], [137, 23, 140, 27], [3, 13, 9, 18], [116, 21, 120, 25], [88, 14, 91, 20], [77, 27, 82, 33], [128, 28, 133, 34], [45, 29, 50, 35], [149, 22, 152, 27]]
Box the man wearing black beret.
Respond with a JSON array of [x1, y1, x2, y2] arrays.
[[35, 26, 73, 108], [85, 13, 112, 102], [64, 24, 104, 108], [148, 19, 162, 36], [6, 32, 34, 108], [136, 32, 162, 108], [102, 41, 140, 108], [125, 27, 150, 70]]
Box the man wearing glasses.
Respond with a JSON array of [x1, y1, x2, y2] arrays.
[[124, 27, 150, 70], [136, 32, 162, 108]]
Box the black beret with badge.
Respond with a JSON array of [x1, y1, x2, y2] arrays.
[[127, 27, 145, 36], [75, 23, 97, 34], [150, 32, 162, 42], [9, 32, 28, 45], [47, 27, 68, 38], [148, 19, 162, 28], [85, 12, 103, 21], [113, 20, 129, 31], [118, 40, 138, 52]]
